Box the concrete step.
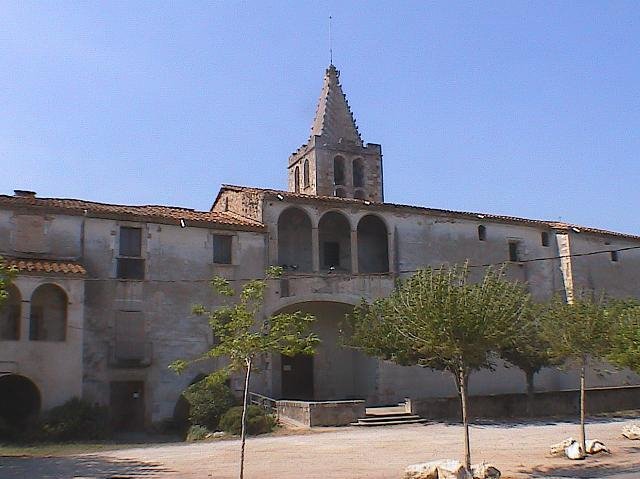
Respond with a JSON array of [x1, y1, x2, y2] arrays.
[[358, 413, 423, 422], [351, 417, 428, 427]]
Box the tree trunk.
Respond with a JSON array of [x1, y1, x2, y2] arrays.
[[239, 357, 252, 479], [525, 370, 535, 417], [580, 356, 587, 454], [458, 367, 471, 472]]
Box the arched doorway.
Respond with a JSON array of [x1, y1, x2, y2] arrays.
[[318, 212, 351, 272], [357, 215, 389, 273], [278, 207, 313, 272], [275, 301, 377, 402], [0, 374, 41, 427]]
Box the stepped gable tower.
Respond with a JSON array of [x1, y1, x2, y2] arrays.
[[288, 65, 384, 202]]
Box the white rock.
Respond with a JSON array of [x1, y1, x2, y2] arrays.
[[565, 441, 585, 460], [622, 423, 640, 440], [404, 459, 471, 479], [212, 431, 226, 438], [471, 462, 501, 478], [550, 438, 576, 456], [585, 439, 610, 455]]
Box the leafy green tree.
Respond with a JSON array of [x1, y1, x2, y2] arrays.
[[183, 371, 236, 430], [171, 267, 319, 479], [0, 257, 16, 305], [345, 264, 530, 471], [499, 302, 556, 416], [540, 293, 612, 455], [607, 299, 640, 373]]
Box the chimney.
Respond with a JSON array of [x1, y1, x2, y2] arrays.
[[14, 190, 36, 198]]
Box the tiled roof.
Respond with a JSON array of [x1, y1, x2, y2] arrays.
[[2, 257, 87, 276], [0, 194, 264, 231], [217, 185, 640, 241]]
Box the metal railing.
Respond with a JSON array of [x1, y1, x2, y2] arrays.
[[249, 392, 278, 417]]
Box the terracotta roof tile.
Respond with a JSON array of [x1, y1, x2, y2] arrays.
[[218, 185, 640, 241], [0, 194, 264, 231], [2, 257, 87, 277]]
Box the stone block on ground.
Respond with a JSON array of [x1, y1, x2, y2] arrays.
[[585, 439, 610, 454], [622, 423, 640, 440], [550, 438, 576, 456], [404, 459, 471, 479], [471, 462, 501, 478], [565, 441, 585, 460]]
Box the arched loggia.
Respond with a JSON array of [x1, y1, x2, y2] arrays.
[[277, 207, 313, 272], [357, 215, 389, 273]]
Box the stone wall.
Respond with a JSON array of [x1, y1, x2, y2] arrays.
[[276, 399, 366, 427]]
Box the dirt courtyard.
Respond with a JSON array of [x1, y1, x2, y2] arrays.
[[2, 418, 639, 478]]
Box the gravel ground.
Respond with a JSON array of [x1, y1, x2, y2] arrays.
[[1, 418, 639, 478]]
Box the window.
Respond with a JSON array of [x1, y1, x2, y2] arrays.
[[333, 156, 345, 186], [478, 225, 486, 241], [114, 311, 147, 364], [508, 241, 520, 262], [353, 158, 364, 187], [29, 284, 67, 341], [323, 242, 340, 268], [611, 250, 619, 262], [213, 235, 232, 264], [541, 231, 550, 247], [303, 159, 310, 188], [117, 227, 144, 279], [294, 166, 300, 193]]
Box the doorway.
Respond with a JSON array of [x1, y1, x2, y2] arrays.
[[110, 381, 145, 431], [281, 354, 314, 400]]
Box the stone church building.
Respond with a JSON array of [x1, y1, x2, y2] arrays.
[[1, 65, 640, 429]]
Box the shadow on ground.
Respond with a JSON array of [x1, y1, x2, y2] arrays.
[[524, 463, 640, 478], [0, 455, 172, 479]]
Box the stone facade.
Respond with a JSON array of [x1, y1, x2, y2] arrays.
[[2, 65, 640, 429]]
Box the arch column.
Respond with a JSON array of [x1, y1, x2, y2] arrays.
[[20, 299, 30, 342], [350, 229, 358, 274], [388, 228, 396, 274], [269, 227, 278, 266], [312, 227, 320, 272]]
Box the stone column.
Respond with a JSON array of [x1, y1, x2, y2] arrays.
[[20, 299, 30, 341], [312, 227, 320, 272], [268, 227, 278, 267], [387, 229, 396, 274], [350, 229, 358, 274]]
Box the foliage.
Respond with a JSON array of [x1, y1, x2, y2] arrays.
[[39, 398, 110, 441], [186, 424, 212, 442], [219, 405, 275, 436], [0, 257, 17, 305], [344, 263, 531, 470], [170, 267, 318, 478], [183, 372, 236, 430], [607, 300, 640, 373]]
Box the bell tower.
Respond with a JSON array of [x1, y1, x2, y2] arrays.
[[288, 65, 384, 202]]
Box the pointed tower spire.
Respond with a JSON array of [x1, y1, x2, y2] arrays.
[[310, 65, 362, 146], [288, 65, 384, 202]]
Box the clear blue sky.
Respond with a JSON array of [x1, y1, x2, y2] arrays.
[[1, 2, 639, 234]]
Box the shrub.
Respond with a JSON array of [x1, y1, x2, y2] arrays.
[[219, 405, 275, 436], [40, 398, 110, 441], [185, 424, 211, 442], [183, 373, 236, 430]]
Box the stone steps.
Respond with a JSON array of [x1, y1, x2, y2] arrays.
[[351, 412, 427, 427]]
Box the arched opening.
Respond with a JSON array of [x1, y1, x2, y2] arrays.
[[294, 166, 300, 193], [275, 301, 377, 402], [0, 374, 41, 427], [29, 284, 68, 341], [278, 207, 313, 272], [318, 212, 351, 272], [303, 159, 310, 188], [353, 158, 364, 187], [1, 285, 21, 340], [353, 189, 366, 200], [334, 187, 347, 198], [478, 225, 486, 241], [333, 155, 345, 186], [357, 215, 389, 273]]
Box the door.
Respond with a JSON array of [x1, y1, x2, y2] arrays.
[[281, 354, 314, 400], [110, 381, 145, 431]]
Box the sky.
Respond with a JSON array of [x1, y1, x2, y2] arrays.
[[1, 2, 639, 234]]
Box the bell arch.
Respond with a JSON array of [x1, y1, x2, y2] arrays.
[[277, 207, 313, 272], [29, 283, 68, 341], [318, 211, 351, 272], [357, 214, 389, 273]]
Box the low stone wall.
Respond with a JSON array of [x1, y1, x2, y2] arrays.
[[408, 385, 640, 419], [276, 400, 366, 427]]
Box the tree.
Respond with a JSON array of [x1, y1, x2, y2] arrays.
[[499, 302, 556, 416], [607, 299, 640, 373], [344, 264, 530, 471], [540, 293, 612, 455], [0, 257, 16, 305], [170, 267, 319, 479]]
